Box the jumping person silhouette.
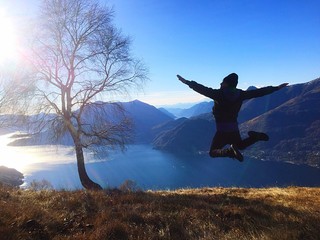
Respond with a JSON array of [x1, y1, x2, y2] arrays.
[[177, 73, 288, 161]]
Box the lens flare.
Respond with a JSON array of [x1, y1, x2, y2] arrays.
[[0, 8, 18, 64]]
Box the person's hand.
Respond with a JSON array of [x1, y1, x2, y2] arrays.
[[177, 74, 188, 84], [277, 83, 289, 89]]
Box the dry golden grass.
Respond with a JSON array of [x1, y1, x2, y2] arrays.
[[0, 185, 319, 240]]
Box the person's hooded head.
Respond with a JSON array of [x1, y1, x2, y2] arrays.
[[221, 73, 238, 88]]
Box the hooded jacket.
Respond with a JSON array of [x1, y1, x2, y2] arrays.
[[186, 80, 279, 131]]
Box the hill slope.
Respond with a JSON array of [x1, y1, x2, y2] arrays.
[[153, 78, 320, 167], [241, 78, 320, 166], [1, 186, 319, 239], [0, 166, 23, 187], [153, 116, 215, 154]]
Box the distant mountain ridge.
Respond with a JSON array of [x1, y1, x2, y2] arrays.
[[119, 100, 173, 142], [8, 100, 173, 146], [161, 101, 213, 118]]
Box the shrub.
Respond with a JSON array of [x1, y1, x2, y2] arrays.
[[28, 179, 53, 191], [119, 180, 140, 192]]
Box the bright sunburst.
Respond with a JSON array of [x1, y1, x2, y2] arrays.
[[0, 8, 18, 64]]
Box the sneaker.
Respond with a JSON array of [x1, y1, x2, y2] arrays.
[[248, 131, 269, 141], [230, 144, 244, 162]]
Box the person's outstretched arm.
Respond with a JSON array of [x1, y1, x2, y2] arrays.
[[177, 75, 189, 84], [243, 83, 289, 100], [177, 74, 218, 99]]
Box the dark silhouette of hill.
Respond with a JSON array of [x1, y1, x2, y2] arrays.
[[239, 83, 310, 123], [153, 117, 215, 154], [151, 117, 189, 138], [240, 78, 320, 166], [0, 166, 24, 187]]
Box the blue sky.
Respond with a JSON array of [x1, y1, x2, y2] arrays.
[[107, 0, 320, 106], [2, 0, 320, 107]]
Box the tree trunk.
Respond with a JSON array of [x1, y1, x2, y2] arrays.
[[75, 142, 102, 190]]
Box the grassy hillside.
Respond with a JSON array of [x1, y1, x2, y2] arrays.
[[0, 185, 319, 240]]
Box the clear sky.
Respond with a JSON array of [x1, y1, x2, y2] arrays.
[[1, 0, 320, 107], [107, 0, 320, 106]]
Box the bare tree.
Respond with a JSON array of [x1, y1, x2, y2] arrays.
[[24, 0, 147, 190]]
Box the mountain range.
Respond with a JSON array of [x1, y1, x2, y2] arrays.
[[240, 78, 320, 167], [4, 77, 320, 168], [159, 101, 213, 118]]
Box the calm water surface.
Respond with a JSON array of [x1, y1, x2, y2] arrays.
[[1, 134, 320, 190], [21, 145, 320, 190]]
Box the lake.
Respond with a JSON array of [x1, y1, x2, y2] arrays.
[[1, 134, 320, 190]]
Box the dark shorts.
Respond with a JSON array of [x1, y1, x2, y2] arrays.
[[210, 130, 255, 151]]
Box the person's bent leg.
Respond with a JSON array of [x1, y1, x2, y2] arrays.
[[209, 131, 243, 161], [210, 147, 243, 162], [248, 131, 269, 141], [209, 132, 226, 158], [237, 131, 269, 150]]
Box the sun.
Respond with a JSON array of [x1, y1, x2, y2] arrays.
[[0, 9, 18, 64]]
